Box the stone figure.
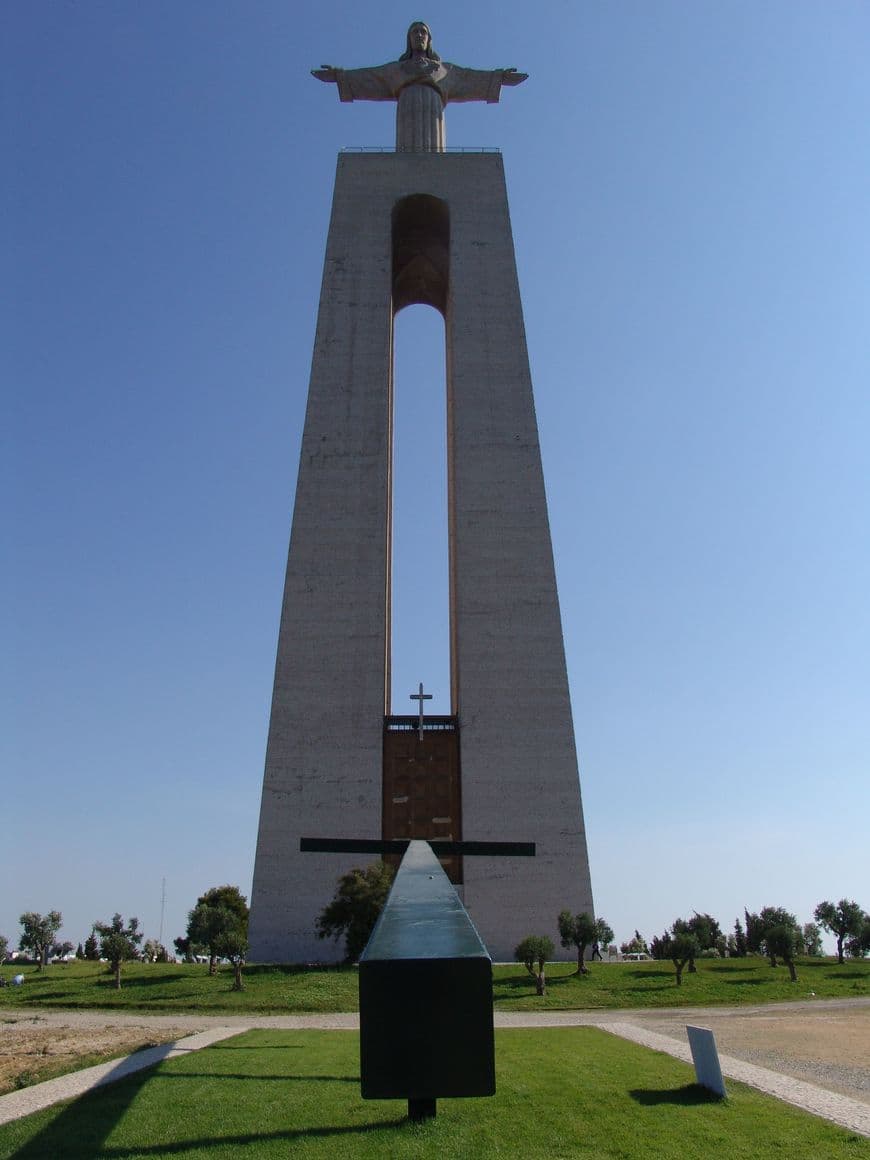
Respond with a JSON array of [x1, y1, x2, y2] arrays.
[[312, 22, 528, 152]]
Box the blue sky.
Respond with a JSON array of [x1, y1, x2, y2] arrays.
[[4, 1, 868, 957]]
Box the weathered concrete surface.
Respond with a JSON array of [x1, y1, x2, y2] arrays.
[[249, 153, 593, 963]]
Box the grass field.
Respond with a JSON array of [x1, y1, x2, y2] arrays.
[[1, 955, 867, 1014], [1, 1028, 867, 1159]]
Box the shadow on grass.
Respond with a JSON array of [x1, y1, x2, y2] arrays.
[[14, 1117, 408, 1159], [825, 972, 866, 980], [243, 963, 356, 978], [106, 973, 193, 988], [207, 1044, 305, 1051], [10, 1051, 178, 1159], [621, 984, 674, 994], [628, 970, 671, 979], [630, 1084, 723, 1106], [706, 965, 752, 973], [724, 978, 768, 986], [153, 1073, 359, 1082]]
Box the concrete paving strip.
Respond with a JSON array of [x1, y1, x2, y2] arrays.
[[0, 1027, 240, 1127], [597, 1021, 870, 1139]]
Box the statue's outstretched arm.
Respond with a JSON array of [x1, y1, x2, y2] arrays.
[[310, 62, 399, 103], [445, 64, 529, 105]]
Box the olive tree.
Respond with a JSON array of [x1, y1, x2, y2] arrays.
[[845, 914, 870, 959], [515, 935, 554, 996], [670, 932, 699, 986], [187, 886, 250, 975], [18, 911, 63, 970], [765, 924, 801, 982], [745, 907, 799, 967], [557, 912, 612, 975], [94, 914, 143, 989], [814, 899, 865, 965]]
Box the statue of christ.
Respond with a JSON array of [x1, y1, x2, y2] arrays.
[[313, 21, 528, 153]]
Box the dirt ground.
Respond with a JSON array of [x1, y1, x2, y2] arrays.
[[0, 1016, 194, 1095], [631, 1004, 870, 1103]]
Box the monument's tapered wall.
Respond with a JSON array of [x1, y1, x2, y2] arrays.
[[249, 152, 594, 963]]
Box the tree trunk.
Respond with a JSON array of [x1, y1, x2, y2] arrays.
[[232, 961, 244, 991], [675, 964, 683, 986], [786, 960, 797, 983], [209, 954, 217, 976], [576, 947, 589, 976], [114, 962, 122, 990], [688, 958, 697, 973], [837, 937, 845, 965], [535, 971, 546, 996]]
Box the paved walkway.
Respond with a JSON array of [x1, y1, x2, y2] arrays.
[[1, 1000, 868, 1137]]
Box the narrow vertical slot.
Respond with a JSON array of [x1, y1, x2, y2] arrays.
[[390, 305, 450, 715]]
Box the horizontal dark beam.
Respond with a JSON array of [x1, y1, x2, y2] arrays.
[[300, 838, 535, 857]]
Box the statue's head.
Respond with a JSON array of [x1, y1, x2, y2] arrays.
[[400, 22, 440, 61]]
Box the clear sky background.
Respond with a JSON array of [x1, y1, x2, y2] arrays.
[[4, 1, 868, 957]]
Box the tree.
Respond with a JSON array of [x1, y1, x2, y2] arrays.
[[619, 930, 649, 956], [845, 914, 870, 959], [187, 886, 250, 975], [143, 938, 169, 963], [594, 917, 615, 960], [0, 934, 8, 964], [671, 919, 698, 972], [670, 932, 699, 986], [50, 941, 74, 961], [514, 935, 554, 996], [316, 862, 395, 964], [814, 899, 865, 965], [94, 914, 143, 989], [215, 927, 249, 991], [83, 931, 100, 961], [649, 931, 672, 960], [800, 922, 823, 957], [672, 913, 723, 971], [557, 911, 596, 975], [686, 913, 722, 952], [731, 918, 747, 957], [75, 943, 85, 960], [765, 924, 800, 982], [745, 907, 798, 966], [174, 935, 195, 963], [18, 911, 63, 969]]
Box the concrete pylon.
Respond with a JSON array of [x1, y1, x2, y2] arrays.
[[249, 152, 594, 963]]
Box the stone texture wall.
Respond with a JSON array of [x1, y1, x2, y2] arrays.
[[249, 153, 593, 963]]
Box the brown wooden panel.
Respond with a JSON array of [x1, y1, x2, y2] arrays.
[[383, 719, 462, 883]]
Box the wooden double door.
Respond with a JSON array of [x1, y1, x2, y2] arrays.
[[382, 719, 462, 883]]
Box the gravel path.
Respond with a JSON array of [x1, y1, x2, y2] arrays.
[[0, 998, 867, 1136]]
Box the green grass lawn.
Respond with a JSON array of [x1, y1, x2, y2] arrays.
[[0, 1028, 866, 1159], [2, 956, 867, 1014]]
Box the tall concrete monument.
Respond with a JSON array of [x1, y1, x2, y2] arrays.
[[249, 23, 595, 963]]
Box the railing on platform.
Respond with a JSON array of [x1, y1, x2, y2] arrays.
[[341, 145, 500, 153], [385, 715, 458, 733]]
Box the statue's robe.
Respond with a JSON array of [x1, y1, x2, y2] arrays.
[[331, 57, 507, 152]]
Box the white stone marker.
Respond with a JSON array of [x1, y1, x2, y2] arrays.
[[686, 1025, 726, 1098]]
